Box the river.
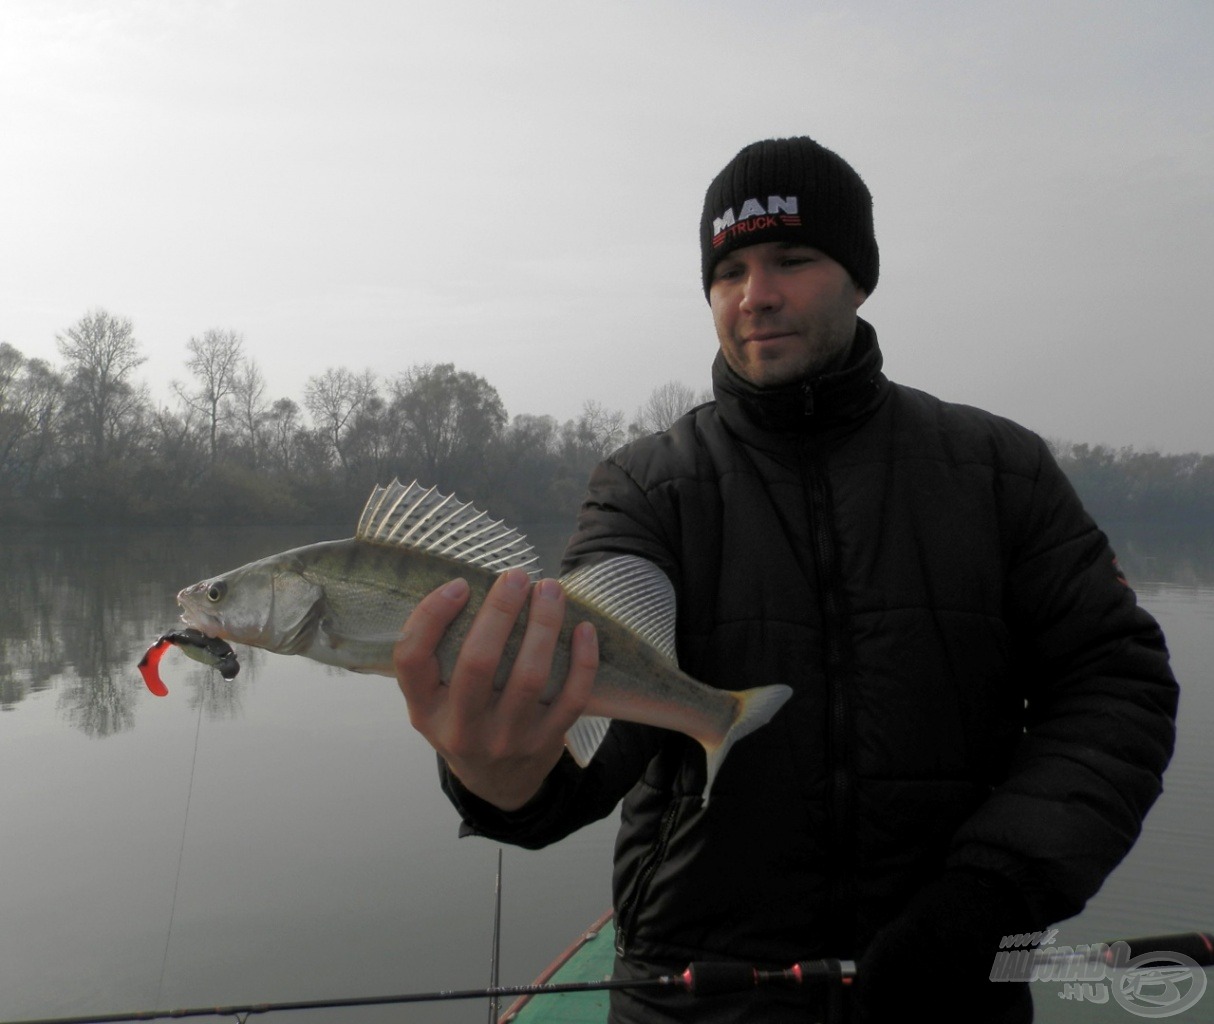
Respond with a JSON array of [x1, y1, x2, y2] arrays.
[[0, 523, 1210, 1023]]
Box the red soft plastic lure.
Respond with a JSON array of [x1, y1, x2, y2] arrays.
[[137, 637, 174, 696], [137, 629, 240, 696]]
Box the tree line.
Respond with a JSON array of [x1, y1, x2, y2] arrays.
[[1049, 440, 1214, 527], [1, 307, 1210, 529], [0, 308, 709, 527]]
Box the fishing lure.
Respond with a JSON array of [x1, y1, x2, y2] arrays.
[[137, 628, 240, 696]]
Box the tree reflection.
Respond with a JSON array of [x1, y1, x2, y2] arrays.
[[1107, 523, 1214, 591], [59, 665, 135, 736], [0, 537, 69, 708], [0, 527, 269, 735], [185, 660, 249, 720]]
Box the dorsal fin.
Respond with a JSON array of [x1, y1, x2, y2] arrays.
[[560, 555, 678, 768], [560, 555, 677, 661], [356, 479, 541, 578]]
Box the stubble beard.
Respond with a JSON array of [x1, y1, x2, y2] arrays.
[[725, 310, 857, 389]]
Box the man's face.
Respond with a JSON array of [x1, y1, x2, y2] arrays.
[[709, 241, 867, 388]]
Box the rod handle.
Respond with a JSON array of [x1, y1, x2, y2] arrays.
[[681, 958, 856, 996], [1108, 932, 1214, 967], [680, 962, 757, 996]]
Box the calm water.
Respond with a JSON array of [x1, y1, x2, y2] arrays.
[[0, 524, 1210, 1023]]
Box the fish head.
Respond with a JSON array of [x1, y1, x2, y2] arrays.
[[177, 555, 325, 654]]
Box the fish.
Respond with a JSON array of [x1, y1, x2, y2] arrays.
[[138, 628, 240, 696], [175, 479, 792, 799]]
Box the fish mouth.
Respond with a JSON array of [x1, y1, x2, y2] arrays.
[[178, 609, 222, 638], [176, 589, 223, 638]]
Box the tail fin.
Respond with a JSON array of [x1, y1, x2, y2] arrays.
[[701, 684, 793, 803]]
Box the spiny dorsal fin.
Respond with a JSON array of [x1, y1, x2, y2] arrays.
[[560, 555, 677, 661], [356, 479, 541, 578], [560, 555, 678, 767]]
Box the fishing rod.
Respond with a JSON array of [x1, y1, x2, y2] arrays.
[[0, 975, 673, 1024], [5, 931, 1210, 1024], [0, 964, 846, 1024]]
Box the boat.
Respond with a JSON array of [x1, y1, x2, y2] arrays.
[[498, 909, 616, 1023]]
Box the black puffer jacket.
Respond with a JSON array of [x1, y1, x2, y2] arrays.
[[442, 320, 1177, 1013]]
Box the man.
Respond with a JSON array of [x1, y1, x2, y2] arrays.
[[394, 137, 1179, 1022]]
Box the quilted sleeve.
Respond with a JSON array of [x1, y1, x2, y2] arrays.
[[946, 437, 1179, 922]]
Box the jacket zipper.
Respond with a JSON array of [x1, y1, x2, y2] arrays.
[[804, 438, 858, 955], [614, 796, 683, 957]]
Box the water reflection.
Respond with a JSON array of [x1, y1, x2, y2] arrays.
[[0, 523, 1206, 1022], [0, 519, 601, 1024], [0, 522, 1205, 734], [0, 539, 60, 707], [0, 522, 573, 735], [1110, 522, 1214, 591], [0, 528, 271, 732]]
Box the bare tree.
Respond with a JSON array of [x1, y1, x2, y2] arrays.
[[0, 344, 29, 473], [231, 357, 269, 468], [266, 397, 302, 473], [0, 345, 63, 493], [304, 367, 379, 473], [562, 400, 627, 460], [16, 359, 64, 491], [0, 343, 21, 396], [146, 404, 208, 491], [174, 328, 244, 464], [56, 309, 146, 459], [630, 380, 709, 437]]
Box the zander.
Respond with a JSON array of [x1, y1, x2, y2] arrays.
[[175, 479, 792, 799]]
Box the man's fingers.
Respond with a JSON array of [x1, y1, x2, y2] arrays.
[[496, 578, 567, 712], [448, 568, 531, 716], [396, 568, 597, 735], [394, 577, 471, 707], [548, 620, 598, 731], [394, 567, 602, 812]]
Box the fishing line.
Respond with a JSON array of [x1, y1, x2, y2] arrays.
[[488, 848, 503, 1024], [154, 695, 205, 1007]]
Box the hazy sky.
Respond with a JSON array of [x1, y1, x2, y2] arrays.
[[3, 0, 1211, 452]]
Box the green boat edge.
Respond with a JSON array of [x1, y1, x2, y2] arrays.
[[499, 910, 615, 1024]]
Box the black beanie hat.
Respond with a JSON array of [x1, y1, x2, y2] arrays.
[[700, 137, 879, 298]]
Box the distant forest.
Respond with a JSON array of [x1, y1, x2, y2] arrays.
[[2, 308, 1211, 529]]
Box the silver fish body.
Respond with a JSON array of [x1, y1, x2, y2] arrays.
[[176, 480, 792, 798]]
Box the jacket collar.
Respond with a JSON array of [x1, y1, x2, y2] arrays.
[[712, 317, 888, 438]]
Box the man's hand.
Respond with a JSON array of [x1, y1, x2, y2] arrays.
[[857, 869, 1035, 1023], [393, 568, 598, 812]]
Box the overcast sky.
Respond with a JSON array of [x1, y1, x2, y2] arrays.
[[3, 0, 1211, 453]]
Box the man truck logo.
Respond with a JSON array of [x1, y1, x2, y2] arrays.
[[712, 195, 801, 247]]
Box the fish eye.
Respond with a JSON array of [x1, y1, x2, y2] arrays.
[[206, 582, 227, 603]]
